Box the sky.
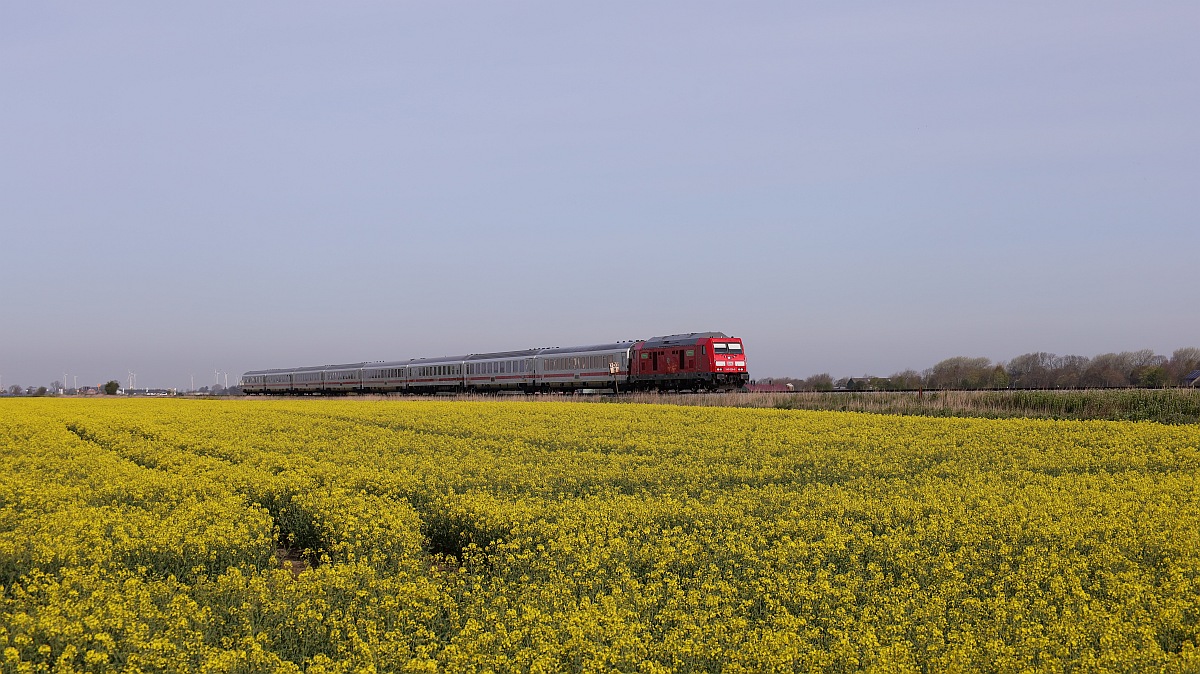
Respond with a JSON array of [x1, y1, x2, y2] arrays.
[[2, 2, 1197, 390]]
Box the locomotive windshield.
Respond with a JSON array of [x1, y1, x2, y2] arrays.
[[713, 342, 743, 354]]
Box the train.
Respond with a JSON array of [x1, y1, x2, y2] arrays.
[[240, 332, 748, 395]]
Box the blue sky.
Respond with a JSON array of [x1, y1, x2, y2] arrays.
[[2, 2, 1197, 389]]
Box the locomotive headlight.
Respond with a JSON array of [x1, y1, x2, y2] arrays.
[[715, 361, 726, 367]]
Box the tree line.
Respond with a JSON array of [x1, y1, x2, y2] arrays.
[[761, 347, 1200, 391]]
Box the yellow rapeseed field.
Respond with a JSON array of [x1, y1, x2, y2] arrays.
[[1, 398, 1199, 672]]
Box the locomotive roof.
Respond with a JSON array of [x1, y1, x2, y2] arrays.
[[641, 332, 730, 348]]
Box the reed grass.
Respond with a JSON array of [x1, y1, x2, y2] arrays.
[[613, 388, 1200, 424], [306, 388, 1200, 424]]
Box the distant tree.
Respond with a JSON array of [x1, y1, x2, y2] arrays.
[[103, 380, 120, 395], [889, 370, 924, 390], [1006, 352, 1056, 388], [1128, 349, 1167, 370], [925, 357, 993, 389], [806, 371, 835, 388], [1081, 353, 1132, 387], [1135, 366, 1166, 389], [1051, 355, 1090, 388], [803, 373, 834, 391], [990, 365, 1010, 389], [1167, 347, 1200, 386], [8, 385, 21, 396], [35, 386, 47, 396]]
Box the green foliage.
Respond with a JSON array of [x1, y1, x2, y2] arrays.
[[102, 381, 120, 395]]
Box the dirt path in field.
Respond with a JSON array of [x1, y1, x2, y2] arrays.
[[275, 547, 310, 576]]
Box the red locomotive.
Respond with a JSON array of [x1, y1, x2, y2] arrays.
[[629, 333, 748, 391]]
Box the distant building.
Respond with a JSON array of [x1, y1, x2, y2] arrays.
[[1185, 370, 1200, 387], [126, 388, 173, 397], [845, 376, 890, 391]]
